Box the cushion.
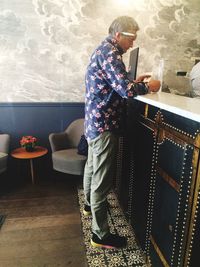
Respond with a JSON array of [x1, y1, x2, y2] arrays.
[[77, 135, 88, 156], [52, 149, 87, 175]]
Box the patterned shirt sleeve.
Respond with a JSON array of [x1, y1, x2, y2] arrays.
[[95, 44, 148, 98]]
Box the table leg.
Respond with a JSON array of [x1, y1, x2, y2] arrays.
[[30, 159, 35, 184]]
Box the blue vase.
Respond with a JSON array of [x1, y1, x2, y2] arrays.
[[25, 146, 35, 152]]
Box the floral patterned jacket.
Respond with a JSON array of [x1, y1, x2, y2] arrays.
[[84, 36, 148, 141]]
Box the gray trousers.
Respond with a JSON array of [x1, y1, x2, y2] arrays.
[[83, 131, 118, 239]]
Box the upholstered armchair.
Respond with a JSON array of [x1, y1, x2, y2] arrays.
[[0, 134, 10, 174], [49, 118, 87, 176]]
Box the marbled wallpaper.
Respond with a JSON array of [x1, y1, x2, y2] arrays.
[[0, 0, 199, 102]]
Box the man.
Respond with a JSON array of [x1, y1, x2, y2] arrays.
[[189, 61, 200, 98], [83, 16, 160, 249]]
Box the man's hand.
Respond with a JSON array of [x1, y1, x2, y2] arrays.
[[147, 80, 161, 92], [135, 74, 151, 83]]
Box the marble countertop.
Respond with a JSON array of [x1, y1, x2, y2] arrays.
[[135, 92, 200, 123]]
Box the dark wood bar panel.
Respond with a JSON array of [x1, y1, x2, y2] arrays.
[[115, 93, 200, 267]]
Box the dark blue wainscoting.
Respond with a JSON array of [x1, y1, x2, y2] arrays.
[[0, 102, 84, 180]]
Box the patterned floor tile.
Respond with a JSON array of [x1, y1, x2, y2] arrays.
[[78, 189, 148, 267]]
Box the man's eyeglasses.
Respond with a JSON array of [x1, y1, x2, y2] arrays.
[[120, 32, 137, 40]]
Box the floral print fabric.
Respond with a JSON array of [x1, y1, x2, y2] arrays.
[[84, 36, 148, 141]]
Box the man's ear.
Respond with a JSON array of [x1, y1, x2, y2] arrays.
[[115, 32, 121, 41]]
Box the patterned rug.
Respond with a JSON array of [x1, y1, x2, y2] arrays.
[[0, 215, 6, 229], [78, 189, 148, 267]]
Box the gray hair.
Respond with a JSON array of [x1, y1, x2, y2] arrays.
[[108, 16, 139, 37]]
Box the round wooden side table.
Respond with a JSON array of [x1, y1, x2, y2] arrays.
[[11, 146, 48, 184]]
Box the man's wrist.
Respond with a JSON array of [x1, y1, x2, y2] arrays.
[[144, 82, 150, 93]]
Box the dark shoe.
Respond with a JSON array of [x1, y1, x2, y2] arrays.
[[83, 205, 91, 216], [91, 233, 127, 249]]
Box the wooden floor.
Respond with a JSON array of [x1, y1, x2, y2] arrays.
[[0, 172, 88, 267]]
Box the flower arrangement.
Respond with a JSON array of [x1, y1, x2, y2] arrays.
[[20, 136, 37, 152]]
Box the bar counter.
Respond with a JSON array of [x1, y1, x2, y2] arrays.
[[116, 92, 200, 267], [136, 92, 200, 123]]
